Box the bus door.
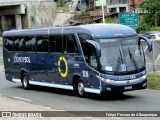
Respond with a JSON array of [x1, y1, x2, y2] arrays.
[[77, 33, 100, 89], [80, 40, 100, 88]]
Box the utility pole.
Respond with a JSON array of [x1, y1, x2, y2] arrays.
[[132, 0, 135, 12], [102, 0, 105, 23]]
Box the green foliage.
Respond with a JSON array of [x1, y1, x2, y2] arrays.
[[105, 17, 117, 23], [81, 11, 90, 15], [136, 0, 160, 33], [150, 27, 160, 31], [140, 0, 160, 27], [147, 74, 160, 90], [136, 22, 151, 34]]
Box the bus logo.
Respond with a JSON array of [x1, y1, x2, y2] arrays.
[[123, 39, 136, 44], [58, 56, 68, 78], [14, 57, 31, 63]]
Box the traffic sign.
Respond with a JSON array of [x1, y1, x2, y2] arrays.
[[118, 13, 139, 28]]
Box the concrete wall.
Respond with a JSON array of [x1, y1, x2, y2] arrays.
[[26, 0, 56, 28], [0, 0, 57, 34]]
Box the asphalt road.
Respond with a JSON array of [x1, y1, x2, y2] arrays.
[[0, 48, 160, 113]]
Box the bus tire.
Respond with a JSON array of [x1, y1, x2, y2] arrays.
[[77, 79, 85, 97], [22, 73, 30, 90]]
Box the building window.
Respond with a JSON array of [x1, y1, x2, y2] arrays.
[[109, 8, 116, 13], [120, 7, 126, 12]]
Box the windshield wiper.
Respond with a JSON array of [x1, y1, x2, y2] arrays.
[[115, 49, 123, 74], [128, 47, 138, 70]]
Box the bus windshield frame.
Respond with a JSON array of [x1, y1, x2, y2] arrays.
[[96, 36, 146, 75]]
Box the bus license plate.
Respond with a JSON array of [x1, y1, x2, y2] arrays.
[[124, 86, 132, 90]]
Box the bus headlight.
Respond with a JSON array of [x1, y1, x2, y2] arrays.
[[141, 75, 147, 80], [96, 75, 115, 84]]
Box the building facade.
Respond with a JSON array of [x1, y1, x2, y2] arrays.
[[106, 0, 129, 13], [93, 0, 142, 14], [0, 0, 56, 35], [129, 0, 142, 13]]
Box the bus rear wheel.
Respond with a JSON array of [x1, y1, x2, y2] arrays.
[[22, 73, 30, 90], [77, 80, 85, 97]]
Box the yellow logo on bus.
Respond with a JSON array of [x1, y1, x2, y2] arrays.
[[58, 56, 68, 78]]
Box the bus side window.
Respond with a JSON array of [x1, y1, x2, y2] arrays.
[[49, 36, 56, 52], [68, 35, 78, 53], [19, 37, 25, 51], [25, 36, 36, 52], [14, 37, 19, 51], [55, 35, 62, 53], [37, 36, 49, 52], [90, 49, 98, 68], [78, 33, 94, 63], [63, 35, 78, 53], [4, 37, 14, 51]]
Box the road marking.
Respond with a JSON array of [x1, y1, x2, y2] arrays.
[[112, 117, 122, 120], [12, 96, 31, 102]]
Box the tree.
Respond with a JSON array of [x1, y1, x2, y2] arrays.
[[140, 0, 160, 27]]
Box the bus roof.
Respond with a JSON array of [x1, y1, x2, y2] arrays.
[[3, 23, 137, 38]]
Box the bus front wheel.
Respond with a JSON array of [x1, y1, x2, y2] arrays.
[[22, 73, 30, 90]]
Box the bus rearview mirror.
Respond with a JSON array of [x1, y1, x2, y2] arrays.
[[139, 36, 152, 52], [86, 40, 101, 57]]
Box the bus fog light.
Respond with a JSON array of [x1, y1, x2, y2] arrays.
[[106, 87, 111, 91], [142, 82, 147, 87]]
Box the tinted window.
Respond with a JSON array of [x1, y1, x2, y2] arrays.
[[19, 37, 25, 51], [78, 33, 93, 43], [25, 36, 36, 51], [55, 35, 62, 52], [63, 35, 78, 53], [4, 37, 14, 51], [37, 36, 49, 52], [14, 37, 19, 51], [49, 36, 56, 52], [49, 35, 62, 53]]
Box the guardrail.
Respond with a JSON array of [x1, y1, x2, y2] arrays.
[[142, 39, 160, 73]]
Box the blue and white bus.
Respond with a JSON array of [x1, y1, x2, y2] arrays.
[[2, 24, 152, 96]]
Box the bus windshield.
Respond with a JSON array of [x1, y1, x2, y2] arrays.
[[97, 36, 145, 74]]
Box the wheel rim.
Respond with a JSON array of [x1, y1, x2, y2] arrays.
[[23, 76, 28, 88], [78, 81, 84, 96]]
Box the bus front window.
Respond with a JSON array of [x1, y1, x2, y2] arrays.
[[98, 36, 145, 75]]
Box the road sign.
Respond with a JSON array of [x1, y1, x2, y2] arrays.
[[118, 13, 139, 28]]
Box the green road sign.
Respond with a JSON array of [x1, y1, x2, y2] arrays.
[[118, 13, 139, 28]]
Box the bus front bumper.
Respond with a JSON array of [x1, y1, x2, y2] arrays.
[[99, 75, 147, 93]]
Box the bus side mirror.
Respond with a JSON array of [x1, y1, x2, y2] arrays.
[[139, 36, 152, 52], [86, 40, 101, 57]]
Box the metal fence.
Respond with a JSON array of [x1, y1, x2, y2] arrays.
[[142, 40, 160, 73]]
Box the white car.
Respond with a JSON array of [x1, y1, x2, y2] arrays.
[[143, 31, 160, 40]]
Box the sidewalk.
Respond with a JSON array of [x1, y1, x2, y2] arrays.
[[0, 94, 57, 120], [0, 95, 107, 120]]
